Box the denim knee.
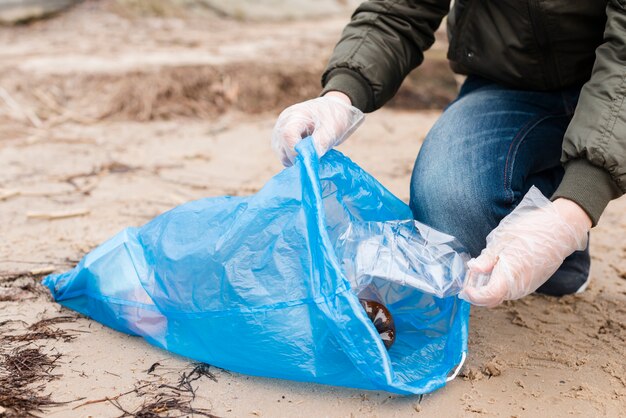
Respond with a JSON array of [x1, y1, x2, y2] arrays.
[[409, 136, 503, 257], [408, 77, 576, 257]]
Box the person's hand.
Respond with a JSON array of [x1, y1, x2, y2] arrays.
[[271, 91, 364, 166], [459, 187, 591, 307]]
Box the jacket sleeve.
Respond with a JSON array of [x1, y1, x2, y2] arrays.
[[320, 0, 451, 113], [552, 0, 626, 225]]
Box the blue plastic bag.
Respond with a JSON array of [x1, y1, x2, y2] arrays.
[[44, 138, 469, 395]]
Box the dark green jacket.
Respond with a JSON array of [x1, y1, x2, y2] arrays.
[[321, 0, 626, 225]]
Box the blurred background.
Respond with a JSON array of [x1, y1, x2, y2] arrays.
[[0, 0, 457, 270], [0, 0, 457, 128]]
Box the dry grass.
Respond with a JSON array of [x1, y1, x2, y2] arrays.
[[2, 316, 79, 343], [72, 362, 222, 417], [0, 345, 65, 417], [0, 316, 80, 416]]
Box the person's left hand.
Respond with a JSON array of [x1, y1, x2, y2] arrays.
[[459, 187, 591, 307]]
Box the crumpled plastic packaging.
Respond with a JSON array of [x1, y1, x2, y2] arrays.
[[336, 220, 469, 299], [44, 137, 469, 395]]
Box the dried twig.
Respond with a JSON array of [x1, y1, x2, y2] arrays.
[[29, 266, 56, 276], [0, 267, 56, 282], [0, 188, 20, 201], [27, 208, 90, 220]]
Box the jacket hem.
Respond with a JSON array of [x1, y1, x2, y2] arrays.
[[321, 68, 374, 112], [551, 159, 622, 226]]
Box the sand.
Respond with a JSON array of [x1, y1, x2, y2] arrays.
[[1, 1, 625, 417]]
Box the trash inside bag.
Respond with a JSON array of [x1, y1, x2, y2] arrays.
[[337, 220, 469, 299], [44, 137, 470, 395]]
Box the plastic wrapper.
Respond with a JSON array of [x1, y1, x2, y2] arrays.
[[44, 137, 469, 395], [336, 221, 470, 299]]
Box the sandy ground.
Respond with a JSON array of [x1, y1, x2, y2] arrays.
[[1, 1, 625, 417]]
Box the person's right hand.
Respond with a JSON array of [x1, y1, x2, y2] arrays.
[[271, 92, 364, 166]]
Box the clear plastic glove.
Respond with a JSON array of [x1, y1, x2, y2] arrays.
[[271, 94, 364, 166], [459, 186, 591, 307]]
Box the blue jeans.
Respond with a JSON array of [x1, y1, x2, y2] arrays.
[[410, 76, 589, 296]]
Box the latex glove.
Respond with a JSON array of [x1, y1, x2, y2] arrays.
[[271, 92, 364, 166], [459, 186, 591, 307]]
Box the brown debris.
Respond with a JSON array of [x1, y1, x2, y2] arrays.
[[178, 362, 219, 389], [460, 367, 484, 382], [146, 362, 161, 374], [598, 319, 626, 338], [0, 345, 66, 417], [483, 361, 504, 378], [110, 395, 220, 418], [74, 362, 221, 417], [1, 316, 78, 343]]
